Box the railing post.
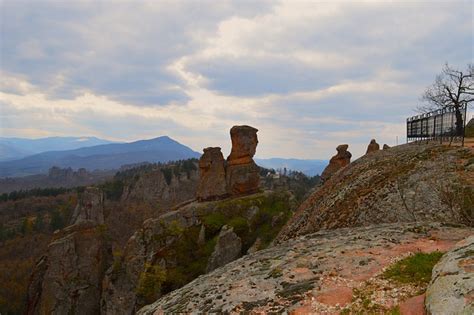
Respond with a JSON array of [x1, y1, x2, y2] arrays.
[[462, 104, 467, 147]]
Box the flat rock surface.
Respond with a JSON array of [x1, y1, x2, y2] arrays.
[[138, 222, 473, 314]]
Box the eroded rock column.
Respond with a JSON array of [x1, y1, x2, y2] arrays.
[[196, 147, 228, 201], [320, 144, 352, 182], [226, 125, 260, 196]]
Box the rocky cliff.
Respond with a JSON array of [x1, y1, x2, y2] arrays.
[[26, 188, 112, 315], [277, 143, 473, 242]]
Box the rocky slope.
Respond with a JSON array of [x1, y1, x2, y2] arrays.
[[138, 222, 473, 314], [277, 143, 473, 243], [101, 190, 296, 314]]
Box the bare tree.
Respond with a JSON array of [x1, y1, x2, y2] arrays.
[[418, 63, 474, 135]]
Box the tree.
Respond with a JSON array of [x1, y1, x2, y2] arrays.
[[20, 218, 33, 235], [49, 209, 65, 231], [33, 213, 45, 232], [419, 63, 473, 135]]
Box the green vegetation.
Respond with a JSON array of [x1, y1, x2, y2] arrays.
[[465, 119, 474, 137], [136, 263, 166, 305], [160, 168, 173, 185], [0, 187, 72, 202], [100, 180, 124, 201], [383, 251, 444, 285], [149, 191, 294, 301], [200, 191, 293, 251]]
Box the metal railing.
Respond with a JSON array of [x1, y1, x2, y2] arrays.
[[406, 104, 468, 146]]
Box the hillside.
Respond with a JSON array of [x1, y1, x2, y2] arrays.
[[277, 143, 473, 242], [255, 158, 328, 176], [0, 159, 201, 314], [0, 136, 200, 177], [0, 136, 115, 161]]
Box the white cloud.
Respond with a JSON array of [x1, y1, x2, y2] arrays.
[[0, 0, 472, 160]]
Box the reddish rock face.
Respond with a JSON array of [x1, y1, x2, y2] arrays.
[[196, 147, 228, 201], [366, 139, 380, 154], [226, 125, 260, 196], [227, 125, 258, 164], [320, 144, 352, 182]]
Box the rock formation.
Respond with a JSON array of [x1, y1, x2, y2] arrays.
[[101, 191, 293, 314], [383, 144, 391, 150], [320, 144, 352, 182], [206, 225, 242, 272], [26, 189, 111, 315], [366, 139, 380, 154], [425, 235, 474, 314], [70, 186, 104, 225], [196, 147, 228, 201], [226, 125, 260, 196], [137, 223, 472, 314]]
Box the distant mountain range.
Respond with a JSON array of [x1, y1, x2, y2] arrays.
[[0, 136, 328, 178], [0, 136, 200, 177], [0, 136, 115, 161], [256, 158, 327, 176]]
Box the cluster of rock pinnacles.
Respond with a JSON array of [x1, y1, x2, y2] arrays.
[[197, 125, 260, 201], [321, 139, 388, 182]]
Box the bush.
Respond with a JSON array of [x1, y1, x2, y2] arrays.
[[136, 263, 166, 305]]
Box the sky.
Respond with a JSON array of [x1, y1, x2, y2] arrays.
[[0, 0, 472, 159]]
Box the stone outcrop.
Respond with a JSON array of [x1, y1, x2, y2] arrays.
[[320, 144, 352, 182], [101, 191, 293, 315], [226, 125, 260, 196], [26, 189, 111, 315], [120, 165, 198, 204], [366, 139, 380, 154], [425, 235, 474, 314], [70, 186, 104, 225], [196, 147, 228, 201], [206, 225, 242, 272], [137, 223, 472, 314], [383, 144, 391, 150]]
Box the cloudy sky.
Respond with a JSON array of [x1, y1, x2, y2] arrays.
[[0, 0, 472, 159]]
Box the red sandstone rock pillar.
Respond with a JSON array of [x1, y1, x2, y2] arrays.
[[196, 147, 228, 201], [321, 144, 352, 182], [226, 125, 260, 196], [366, 139, 380, 154]]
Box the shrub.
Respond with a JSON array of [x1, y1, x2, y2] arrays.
[[136, 263, 166, 305]]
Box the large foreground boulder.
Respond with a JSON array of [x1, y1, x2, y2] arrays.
[[320, 144, 352, 182], [425, 235, 474, 314], [226, 125, 260, 196]]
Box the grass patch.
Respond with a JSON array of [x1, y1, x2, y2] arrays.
[[382, 251, 444, 285]]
